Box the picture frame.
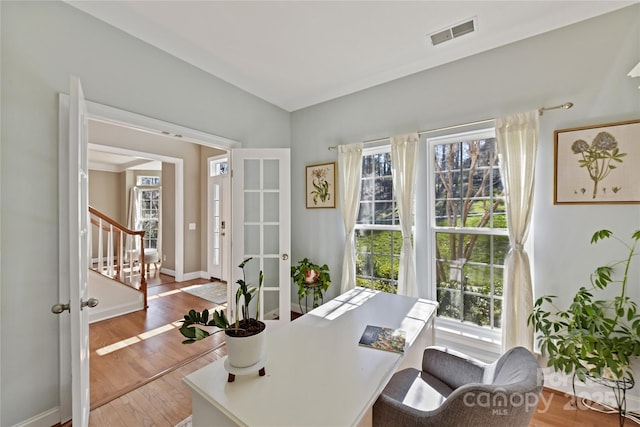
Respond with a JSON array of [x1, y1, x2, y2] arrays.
[[554, 119, 640, 204], [306, 162, 337, 208]]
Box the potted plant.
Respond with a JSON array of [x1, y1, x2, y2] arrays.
[[180, 257, 266, 380], [291, 257, 331, 312], [528, 229, 640, 384]]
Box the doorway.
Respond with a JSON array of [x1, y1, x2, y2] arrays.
[[59, 93, 239, 423], [207, 155, 230, 282]]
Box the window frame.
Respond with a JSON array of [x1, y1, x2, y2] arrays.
[[426, 127, 506, 343], [354, 144, 412, 293]]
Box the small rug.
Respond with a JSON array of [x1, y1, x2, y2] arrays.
[[182, 282, 227, 304], [175, 415, 192, 427]]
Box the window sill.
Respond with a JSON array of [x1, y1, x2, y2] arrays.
[[433, 318, 501, 363]]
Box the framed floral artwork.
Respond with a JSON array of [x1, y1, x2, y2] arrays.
[[306, 162, 336, 208], [554, 119, 640, 204]]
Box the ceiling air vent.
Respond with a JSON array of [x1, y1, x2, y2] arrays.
[[429, 17, 476, 46]]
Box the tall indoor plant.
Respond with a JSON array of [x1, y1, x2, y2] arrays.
[[180, 257, 266, 373], [528, 229, 640, 382]]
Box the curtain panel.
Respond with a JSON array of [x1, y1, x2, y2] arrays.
[[391, 133, 419, 297], [338, 143, 364, 293], [496, 110, 539, 352]]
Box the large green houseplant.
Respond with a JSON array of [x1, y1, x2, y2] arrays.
[[528, 229, 640, 382], [291, 257, 331, 312]]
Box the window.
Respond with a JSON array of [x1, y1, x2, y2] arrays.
[[429, 129, 507, 331], [139, 188, 160, 250], [355, 147, 404, 294], [210, 158, 229, 176], [137, 175, 160, 186]]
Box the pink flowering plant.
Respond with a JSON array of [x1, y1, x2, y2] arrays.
[[291, 257, 331, 311]]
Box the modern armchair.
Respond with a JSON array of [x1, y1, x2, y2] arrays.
[[373, 346, 543, 427]]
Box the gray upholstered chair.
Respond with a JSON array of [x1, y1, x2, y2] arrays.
[[373, 346, 543, 427]]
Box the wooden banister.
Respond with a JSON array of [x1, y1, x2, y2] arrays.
[[89, 205, 148, 310]]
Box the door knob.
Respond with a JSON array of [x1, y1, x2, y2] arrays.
[[81, 297, 99, 310], [281, 254, 289, 260], [51, 302, 70, 314]]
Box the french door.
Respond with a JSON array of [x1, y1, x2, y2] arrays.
[[231, 149, 291, 328]]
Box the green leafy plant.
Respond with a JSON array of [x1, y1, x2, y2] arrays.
[[528, 229, 640, 382], [180, 257, 264, 343], [291, 258, 331, 311]]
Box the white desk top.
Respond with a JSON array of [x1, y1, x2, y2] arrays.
[[183, 287, 437, 427]]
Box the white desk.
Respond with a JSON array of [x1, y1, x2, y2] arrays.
[[183, 288, 437, 427]]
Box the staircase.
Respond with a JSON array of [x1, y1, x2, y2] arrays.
[[89, 206, 148, 317]]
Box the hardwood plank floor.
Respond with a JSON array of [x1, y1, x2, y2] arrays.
[[89, 273, 226, 409], [75, 274, 628, 426]]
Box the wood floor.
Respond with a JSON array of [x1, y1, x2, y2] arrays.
[[89, 273, 226, 409], [73, 272, 627, 426]]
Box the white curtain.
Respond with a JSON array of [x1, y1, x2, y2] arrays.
[[338, 143, 363, 294], [391, 133, 419, 297], [496, 111, 539, 352]]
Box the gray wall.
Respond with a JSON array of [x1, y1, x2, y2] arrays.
[[0, 1, 290, 425], [291, 4, 639, 303]]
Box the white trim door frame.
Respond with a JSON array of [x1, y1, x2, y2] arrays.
[[57, 89, 239, 423]]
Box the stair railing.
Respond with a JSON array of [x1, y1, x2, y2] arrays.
[[89, 206, 147, 309]]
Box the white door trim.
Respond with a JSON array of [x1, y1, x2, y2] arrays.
[[57, 92, 240, 423]]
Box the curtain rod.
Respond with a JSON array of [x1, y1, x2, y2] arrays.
[[327, 101, 573, 151]]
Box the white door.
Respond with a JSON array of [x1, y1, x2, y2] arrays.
[[57, 76, 93, 426], [231, 149, 291, 328], [208, 174, 229, 281]]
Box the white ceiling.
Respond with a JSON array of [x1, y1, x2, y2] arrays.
[[66, 1, 634, 112]]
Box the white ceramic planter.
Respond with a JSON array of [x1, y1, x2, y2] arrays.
[[225, 326, 266, 368]]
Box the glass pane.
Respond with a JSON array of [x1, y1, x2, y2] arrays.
[[463, 294, 492, 327], [244, 192, 260, 222], [356, 277, 372, 288], [263, 258, 279, 287], [374, 152, 392, 177], [494, 299, 502, 328], [437, 288, 461, 320], [244, 159, 260, 190], [360, 178, 374, 202], [263, 159, 279, 190], [263, 225, 279, 255], [263, 289, 279, 320], [375, 176, 393, 201], [356, 252, 372, 277], [357, 202, 373, 224], [493, 235, 510, 264], [242, 258, 261, 289], [464, 265, 492, 295], [494, 267, 504, 297], [244, 224, 260, 255], [362, 155, 374, 177], [355, 229, 372, 251], [263, 192, 279, 222], [374, 202, 393, 224]]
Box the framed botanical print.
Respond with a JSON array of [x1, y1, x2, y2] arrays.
[[306, 162, 336, 208], [554, 119, 640, 204]]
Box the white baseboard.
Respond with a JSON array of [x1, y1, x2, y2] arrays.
[[89, 300, 144, 323], [180, 270, 206, 281], [11, 407, 59, 427]]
